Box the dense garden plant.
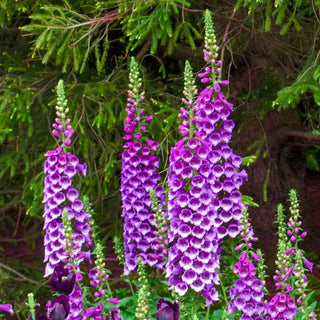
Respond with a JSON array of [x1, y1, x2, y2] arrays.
[[0, 9, 318, 320]]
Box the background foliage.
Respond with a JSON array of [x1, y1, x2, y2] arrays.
[[0, 0, 320, 315]]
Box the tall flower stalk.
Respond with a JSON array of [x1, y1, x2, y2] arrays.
[[121, 57, 166, 275], [195, 10, 247, 242], [43, 80, 89, 278], [266, 190, 315, 320], [166, 10, 247, 307], [43, 80, 95, 320], [166, 60, 221, 305]]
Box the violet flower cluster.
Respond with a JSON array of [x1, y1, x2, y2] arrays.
[[166, 61, 221, 305], [265, 293, 297, 320], [167, 134, 222, 305], [194, 10, 247, 242], [229, 252, 265, 320], [266, 190, 315, 320], [166, 11, 247, 306], [43, 80, 89, 278], [228, 208, 266, 320], [43, 80, 101, 320], [121, 58, 166, 275]]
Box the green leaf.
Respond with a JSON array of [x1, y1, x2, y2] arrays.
[[279, 20, 292, 35], [164, 113, 177, 134], [242, 195, 259, 207], [242, 155, 257, 166]]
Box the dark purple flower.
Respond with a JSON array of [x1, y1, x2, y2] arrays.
[[36, 316, 49, 320], [50, 265, 75, 295], [46, 295, 70, 320], [156, 299, 179, 320], [0, 303, 13, 314], [109, 307, 122, 320]]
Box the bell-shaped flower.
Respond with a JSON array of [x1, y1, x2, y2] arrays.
[[0, 304, 13, 314], [156, 299, 179, 320], [50, 265, 75, 295], [45, 295, 70, 320], [109, 308, 122, 320]]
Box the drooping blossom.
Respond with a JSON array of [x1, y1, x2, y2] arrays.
[[87, 241, 110, 299], [88, 268, 108, 297], [50, 265, 75, 295], [67, 284, 83, 320], [109, 298, 121, 305], [121, 57, 166, 274], [156, 299, 179, 320], [43, 80, 91, 277], [44, 295, 70, 320], [109, 308, 122, 320], [0, 303, 13, 314], [82, 304, 103, 320]]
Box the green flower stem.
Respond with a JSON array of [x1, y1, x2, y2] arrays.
[[219, 273, 230, 320], [205, 304, 211, 319], [55, 80, 69, 152], [28, 293, 36, 320]]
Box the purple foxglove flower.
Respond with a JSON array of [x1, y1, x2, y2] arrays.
[[156, 299, 179, 320], [50, 265, 75, 295], [166, 20, 247, 306], [229, 252, 266, 318], [109, 308, 122, 320], [167, 137, 220, 305], [194, 87, 247, 240], [67, 284, 83, 319], [82, 304, 103, 320], [167, 19, 247, 305], [304, 258, 313, 273], [0, 303, 13, 314], [121, 58, 166, 274], [266, 292, 297, 319], [46, 295, 70, 320], [109, 297, 121, 304], [43, 148, 90, 276], [43, 81, 91, 277]]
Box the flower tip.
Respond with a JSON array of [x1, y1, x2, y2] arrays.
[[64, 139, 72, 146], [145, 115, 153, 122], [0, 304, 13, 314], [304, 258, 313, 273], [109, 297, 121, 305], [221, 80, 230, 86]]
